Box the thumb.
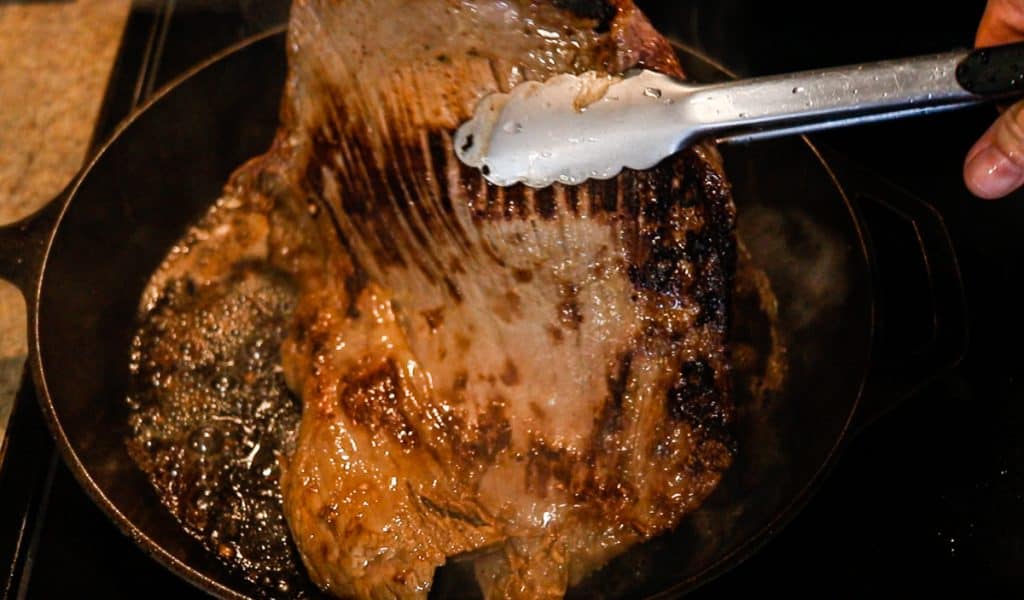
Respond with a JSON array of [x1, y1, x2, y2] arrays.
[[964, 101, 1024, 199]]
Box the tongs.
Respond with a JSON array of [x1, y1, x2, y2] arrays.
[[455, 40, 1024, 188]]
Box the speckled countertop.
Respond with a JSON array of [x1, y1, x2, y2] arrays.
[[0, 0, 130, 439]]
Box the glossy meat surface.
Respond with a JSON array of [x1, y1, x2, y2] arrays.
[[265, 1, 738, 598]]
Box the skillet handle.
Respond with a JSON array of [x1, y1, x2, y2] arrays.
[[818, 146, 968, 435], [0, 194, 65, 302], [0, 197, 64, 594]]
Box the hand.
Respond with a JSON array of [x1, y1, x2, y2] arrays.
[[964, 0, 1024, 199]]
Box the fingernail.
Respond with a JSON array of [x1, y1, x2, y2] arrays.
[[965, 145, 1024, 199]]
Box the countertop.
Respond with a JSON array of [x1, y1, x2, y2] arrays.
[[0, 0, 130, 438]]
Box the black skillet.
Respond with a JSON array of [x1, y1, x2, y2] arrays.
[[0, 21, 967, 600]]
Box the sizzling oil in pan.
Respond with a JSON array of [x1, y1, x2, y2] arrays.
[[125, 188, 786, 598]]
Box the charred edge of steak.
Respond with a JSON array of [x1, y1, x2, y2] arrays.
[[666, 358, 735, 453], [692, 151, 736, 333], [668, 360, 716, 421], [552, 0, 616, 31], [628, 148, 735, 332], [618, 147, 735, 447]]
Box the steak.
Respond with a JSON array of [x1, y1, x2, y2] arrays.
[[122, 0, 738, 596], [117, 1, 737, 597], [236, 0, 736, 597]]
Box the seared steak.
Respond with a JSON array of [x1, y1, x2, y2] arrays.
[[126, 0, 737, 596], [263, 1, 738, 598]]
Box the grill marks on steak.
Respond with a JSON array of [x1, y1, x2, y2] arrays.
[[263, 1, 738, 598]]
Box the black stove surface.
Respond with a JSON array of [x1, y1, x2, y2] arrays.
[[3, 1, 1023, 597]]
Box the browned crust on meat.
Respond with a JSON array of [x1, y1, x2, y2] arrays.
[[262, 1, 738, 599]]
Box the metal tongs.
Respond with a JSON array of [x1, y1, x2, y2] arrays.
[[455, 40, 1024, 188]]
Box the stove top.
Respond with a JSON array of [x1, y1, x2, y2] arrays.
[[3, 0, 1022, 597]]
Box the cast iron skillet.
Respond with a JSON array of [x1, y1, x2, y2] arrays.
[[0, 23, 967, 600]]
